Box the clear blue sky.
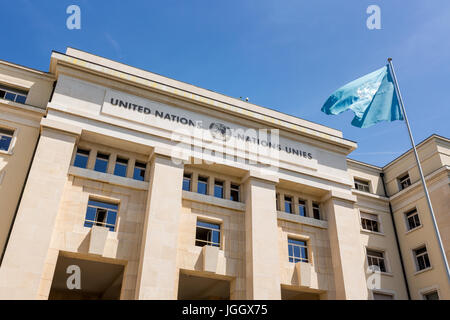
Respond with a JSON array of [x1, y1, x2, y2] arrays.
[[2, 0, 449, 166]]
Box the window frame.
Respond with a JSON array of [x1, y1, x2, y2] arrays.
[[284, 195, 293, 214], [0, 84, 28, 104], [413, 245, 431, 272], [94, 152, 110, 173], [366, 248, 387, 273], [183, 172, 192, 191], [113, 157, 129, 177], [360, 212, 380, 233], [398, 173, 412, 191], [230, 183, 240, 202], [73, 147, 90, 169], [405, 208, 421, 231], [214, 179, 224, 198], [195, 220, 221, 248], [287, 238, 309, 263], [83, 198, 119, 232], [298, 199, 307, 217], [0, 127, 15, 153], [354, 178, 371, 193], [197, 176, 209, 195], [312, 202, 321, 220], [133, 161, 147, 181]]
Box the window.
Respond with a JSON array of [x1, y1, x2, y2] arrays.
[[214, 180, 224, 198], [84, 199, 118, 232], [398, 173, 411, 190], [414, 246, 431, 271], [298, 200, 307, 217], [0, 85, 27, 104], [197, 176, 208, 195], [183, 173, 191, 191], [354, 179, 370, 192], [288, 238, 308, 263], [94, 152, 109, 173], [312, 203, 321, 220], [405, 208, 421, 231], [0, 128, 14, 152], [361, 213, 379, 232], [423, 291, 439, 300], [230, 184, 240, 202], [73, 148, 90, 168], [284, 196, 293, 214], [195, 221, 220, 247], [367, 249, 386, 272], [133, 161, 146, 181], [373, 292, 394, 300], [114, 157, 128, 177]]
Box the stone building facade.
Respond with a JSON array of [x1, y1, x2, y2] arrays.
[[0, 48, 448, 300]]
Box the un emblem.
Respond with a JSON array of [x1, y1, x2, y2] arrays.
[[209, 123, 232, 141]]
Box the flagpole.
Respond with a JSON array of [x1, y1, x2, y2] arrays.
[[388, 58, 450, 282]]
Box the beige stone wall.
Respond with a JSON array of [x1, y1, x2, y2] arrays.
[[0, 62, 53, 260], [177, 197, 246, 299]]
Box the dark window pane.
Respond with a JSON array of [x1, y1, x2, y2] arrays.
[[230, 189, 239, 202], [198, 181, 207, 195], [94, 158, 108, 173], [214, 185, 223, 198], [74, 154, 88, 168], [5, 92, 16, 101], [114, 163, 127, 177], [182, 178, 191, 191], [15, 95, 27, 104], [133, 167, 145, 181], [0, 90, 5, 98], [0, 135, 12, 151], [85, 207, 96, 221], [106, 211, 117, 226]]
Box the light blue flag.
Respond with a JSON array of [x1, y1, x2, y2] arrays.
[[321, 65, 404, 128]]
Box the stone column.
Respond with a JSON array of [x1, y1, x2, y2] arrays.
[[135, 147, 185, 299], [0, 119, 81, 299], [243, 171, 281, 299], [322, 190, 368, 299]]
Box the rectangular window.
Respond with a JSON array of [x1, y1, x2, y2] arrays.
[[0, 85, 27, 104], [197, 176, 208, 195], [361, 213, 379, 232], [288, 238, 308, 263], [398, 173, 411, 190], [312, 203, 321, 220], [0, 128, 14, 152], [354, 179, 370, 192], [195, 220, 220, 247], [405, 208, 421, 231], [214, 180, 224, 198], [284, 196, 293, 214], [94, 152, 109, 173], [133, 161, 146, 181], [114, 157, 128, 177], [230, 184, 240, 202], [183, 173, 191, 191], [73, 148, 90, 168], [373, 292, 394, 300], [84, 199, 118, 232], [423, 291, 439, 300], [414, 246, 431, 271], [298, 200, 307, 217], [367, 249, 386, 272]]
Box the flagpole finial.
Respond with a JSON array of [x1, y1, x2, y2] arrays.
[[388, 57, 393, 62]]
